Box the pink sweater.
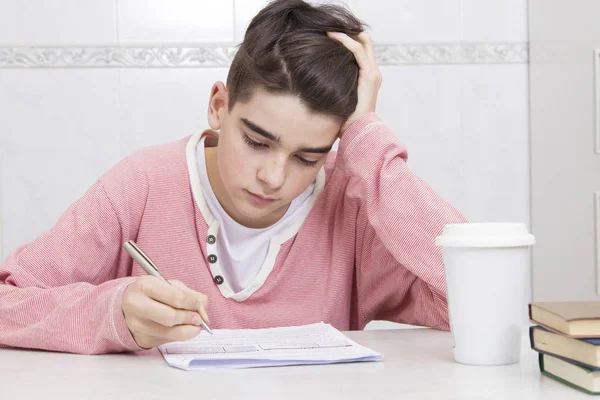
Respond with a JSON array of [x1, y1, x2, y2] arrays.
[[0, 113, 467, 354]]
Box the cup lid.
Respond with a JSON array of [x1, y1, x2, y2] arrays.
[[435, 223, 535, 248]]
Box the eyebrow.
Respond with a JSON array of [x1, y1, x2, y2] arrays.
[[241, 118, 333, 154], [242, 118, 279, 142]]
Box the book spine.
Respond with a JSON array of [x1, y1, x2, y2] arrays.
[[539, 355, 598, 395], [529, 325, 536, 350], [530, 326, 600, 370]]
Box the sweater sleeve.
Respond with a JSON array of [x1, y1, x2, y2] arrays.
[[338, 113, 468, 330], [0, 157, 147, 354]]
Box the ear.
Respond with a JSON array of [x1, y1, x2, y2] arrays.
[[207, 81, 229, 130]]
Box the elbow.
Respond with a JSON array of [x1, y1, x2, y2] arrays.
[[424, 285, 451, 331]]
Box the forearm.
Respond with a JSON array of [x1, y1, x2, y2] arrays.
[[0, 277, 141, 354], [340, 113, 468, 294]]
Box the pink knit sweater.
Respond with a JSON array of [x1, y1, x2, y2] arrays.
[[0, 113, 467, 354]]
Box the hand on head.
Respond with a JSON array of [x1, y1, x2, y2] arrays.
[[327, 31, 383, 136]]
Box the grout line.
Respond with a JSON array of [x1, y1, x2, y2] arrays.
[[232, 0, 237, 43], [526, 41, 534, 301], [459, 0, 464, 41], [117, 68, 123, 159]]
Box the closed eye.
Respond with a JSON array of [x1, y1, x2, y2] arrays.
[[295, 155, 318, 167], [244, 133, 318, 167], [243, 134, 268, 149]]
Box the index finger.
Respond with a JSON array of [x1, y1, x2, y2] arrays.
[[356, 32, 376, 64], [139, 278, 202, 312], [327, 31, 370, 69]]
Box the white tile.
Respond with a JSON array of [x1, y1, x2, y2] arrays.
[[529, 0, 598, 42], [234, 0, 268, 43], [376, 65, 529, 227], [0, 70, 120, 258], [235, 0, 351, 42], [0, 0, 115, 45], [118, 0, 234, 43], [350, 0, 461, 43], [458, 64, 530, 226], [461, 0, 528, 42], [119, 69, 229, 157], [376, 65, 465, 215]]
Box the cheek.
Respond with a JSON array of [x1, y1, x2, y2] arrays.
[[218, 138, 255, 183], [284, 168, 320, 198]]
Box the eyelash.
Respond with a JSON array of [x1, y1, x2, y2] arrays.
[[243, 134, 318, 168]]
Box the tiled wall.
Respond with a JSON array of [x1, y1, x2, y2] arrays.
[[0, 0, 529, 268], [529, 0, 600, 302]]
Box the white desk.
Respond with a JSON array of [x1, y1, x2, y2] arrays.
[[0, 328, 589, 399]]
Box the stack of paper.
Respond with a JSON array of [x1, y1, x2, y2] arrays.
[[158, 322, 383, 370]]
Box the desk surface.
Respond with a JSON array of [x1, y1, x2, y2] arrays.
[[0, 328, 589, 400]]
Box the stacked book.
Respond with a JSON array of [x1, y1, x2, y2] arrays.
[[529, 301, 600, 395]]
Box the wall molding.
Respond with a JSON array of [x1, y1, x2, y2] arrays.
[[0, 42, 528, 68]]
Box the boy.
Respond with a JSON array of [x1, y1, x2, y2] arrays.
[[0, 0, 467, 354]]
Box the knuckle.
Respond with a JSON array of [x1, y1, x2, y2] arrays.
[[136, 276, 153, 293], [198, 293, 209, 306], [163, 310, 179, 327], [349, 42, 361, 52], [122, 291, 140, 312], [172, 291, 187, 308], [366, 71, 382, 83]]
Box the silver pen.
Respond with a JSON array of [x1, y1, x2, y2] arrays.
[[123, 240, 213, 335]]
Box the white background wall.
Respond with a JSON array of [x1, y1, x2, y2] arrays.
[[529, 0, 600, 302], [0, 1, 530, 320]]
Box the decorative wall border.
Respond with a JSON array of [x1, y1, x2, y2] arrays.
[[0, 42, 528, 68]]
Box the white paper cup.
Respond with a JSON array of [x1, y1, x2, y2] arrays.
[[435, 223, 535, 366]]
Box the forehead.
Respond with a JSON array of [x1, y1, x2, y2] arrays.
[[230, 88, 341, 145]]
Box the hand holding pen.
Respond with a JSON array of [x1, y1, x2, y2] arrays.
[[121, 240, 212, 349]]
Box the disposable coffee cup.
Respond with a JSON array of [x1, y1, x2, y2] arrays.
[[435, 223, 535, 366]]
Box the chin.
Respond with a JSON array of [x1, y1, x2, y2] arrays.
[[236, 201, 273, 219]]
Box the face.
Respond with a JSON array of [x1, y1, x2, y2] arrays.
[[207, 82, 342, 228]]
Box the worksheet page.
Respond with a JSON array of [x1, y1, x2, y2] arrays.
[[158, 322, 383, 370]]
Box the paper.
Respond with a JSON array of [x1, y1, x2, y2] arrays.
[[158, 322, 383, 370]]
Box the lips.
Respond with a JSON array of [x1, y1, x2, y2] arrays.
[[246, 190, 277, 205], [251, 192, 276, 201]]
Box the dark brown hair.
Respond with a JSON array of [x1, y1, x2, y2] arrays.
[[226, 0, 366, 120]]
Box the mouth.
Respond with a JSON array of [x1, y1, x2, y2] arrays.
[[246, 190, 277, 206]]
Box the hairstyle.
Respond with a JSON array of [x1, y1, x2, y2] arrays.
[[226, 0, 366, 120]]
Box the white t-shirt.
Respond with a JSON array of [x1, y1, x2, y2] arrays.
[[196, 137, 315, 293]]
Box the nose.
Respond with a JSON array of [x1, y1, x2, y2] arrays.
[[256, 154, 286, 192]]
